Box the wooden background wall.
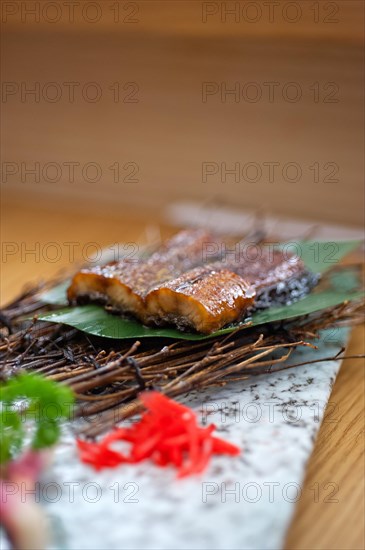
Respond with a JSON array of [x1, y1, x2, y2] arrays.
[[1, 0, 364, 227]]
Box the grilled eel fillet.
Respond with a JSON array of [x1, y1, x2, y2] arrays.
[[67, 229, 221, 321], [68, 232, 319, 334], [146, 266, 256, 333], [226, 249, 320, 308], [144, 249, 319, 333]]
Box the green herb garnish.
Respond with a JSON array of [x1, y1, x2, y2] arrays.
[[0, 373, 74, 464]]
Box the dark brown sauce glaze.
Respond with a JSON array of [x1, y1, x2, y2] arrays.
[[146, 266, 256, 333], [67, 229, 222, 321], [67, 231, 319, 333]]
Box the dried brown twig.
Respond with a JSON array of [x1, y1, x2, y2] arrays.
[[0, 281, 364, 437]]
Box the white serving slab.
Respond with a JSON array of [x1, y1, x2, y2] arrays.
[[23, 327, 348, 550]]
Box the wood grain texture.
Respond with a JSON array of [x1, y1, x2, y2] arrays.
[[1, 200, 364, 548], [1, 1, 364, 227], [285, 325, 365, 550], [2, 1, 364, 43]]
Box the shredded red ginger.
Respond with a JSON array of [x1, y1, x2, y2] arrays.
[[77, 392, 240, 477]]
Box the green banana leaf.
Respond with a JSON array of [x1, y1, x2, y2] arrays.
[[37, 240, 363, 340]]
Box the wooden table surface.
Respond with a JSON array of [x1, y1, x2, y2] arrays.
[[1, 198, 364, 549]]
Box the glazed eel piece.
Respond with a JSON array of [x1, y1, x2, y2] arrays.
[[227, 248, 320, 309], [68, 231, 319, 334], [145, 248, 319, 333], [146, 266, 255, 333], [67, 229, 221, 321]]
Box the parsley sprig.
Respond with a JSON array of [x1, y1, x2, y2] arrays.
[[0, 373, 74, 464]]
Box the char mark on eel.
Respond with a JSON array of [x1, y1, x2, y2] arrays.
[[67, 231, 319, 334], [144, 247, 319, 333], [67, 229, 221, 322]]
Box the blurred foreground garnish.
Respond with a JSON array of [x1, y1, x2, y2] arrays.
[[0, 374, 74, 550], [0, 372, 74, 465], [77, 391, 240, 478]]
